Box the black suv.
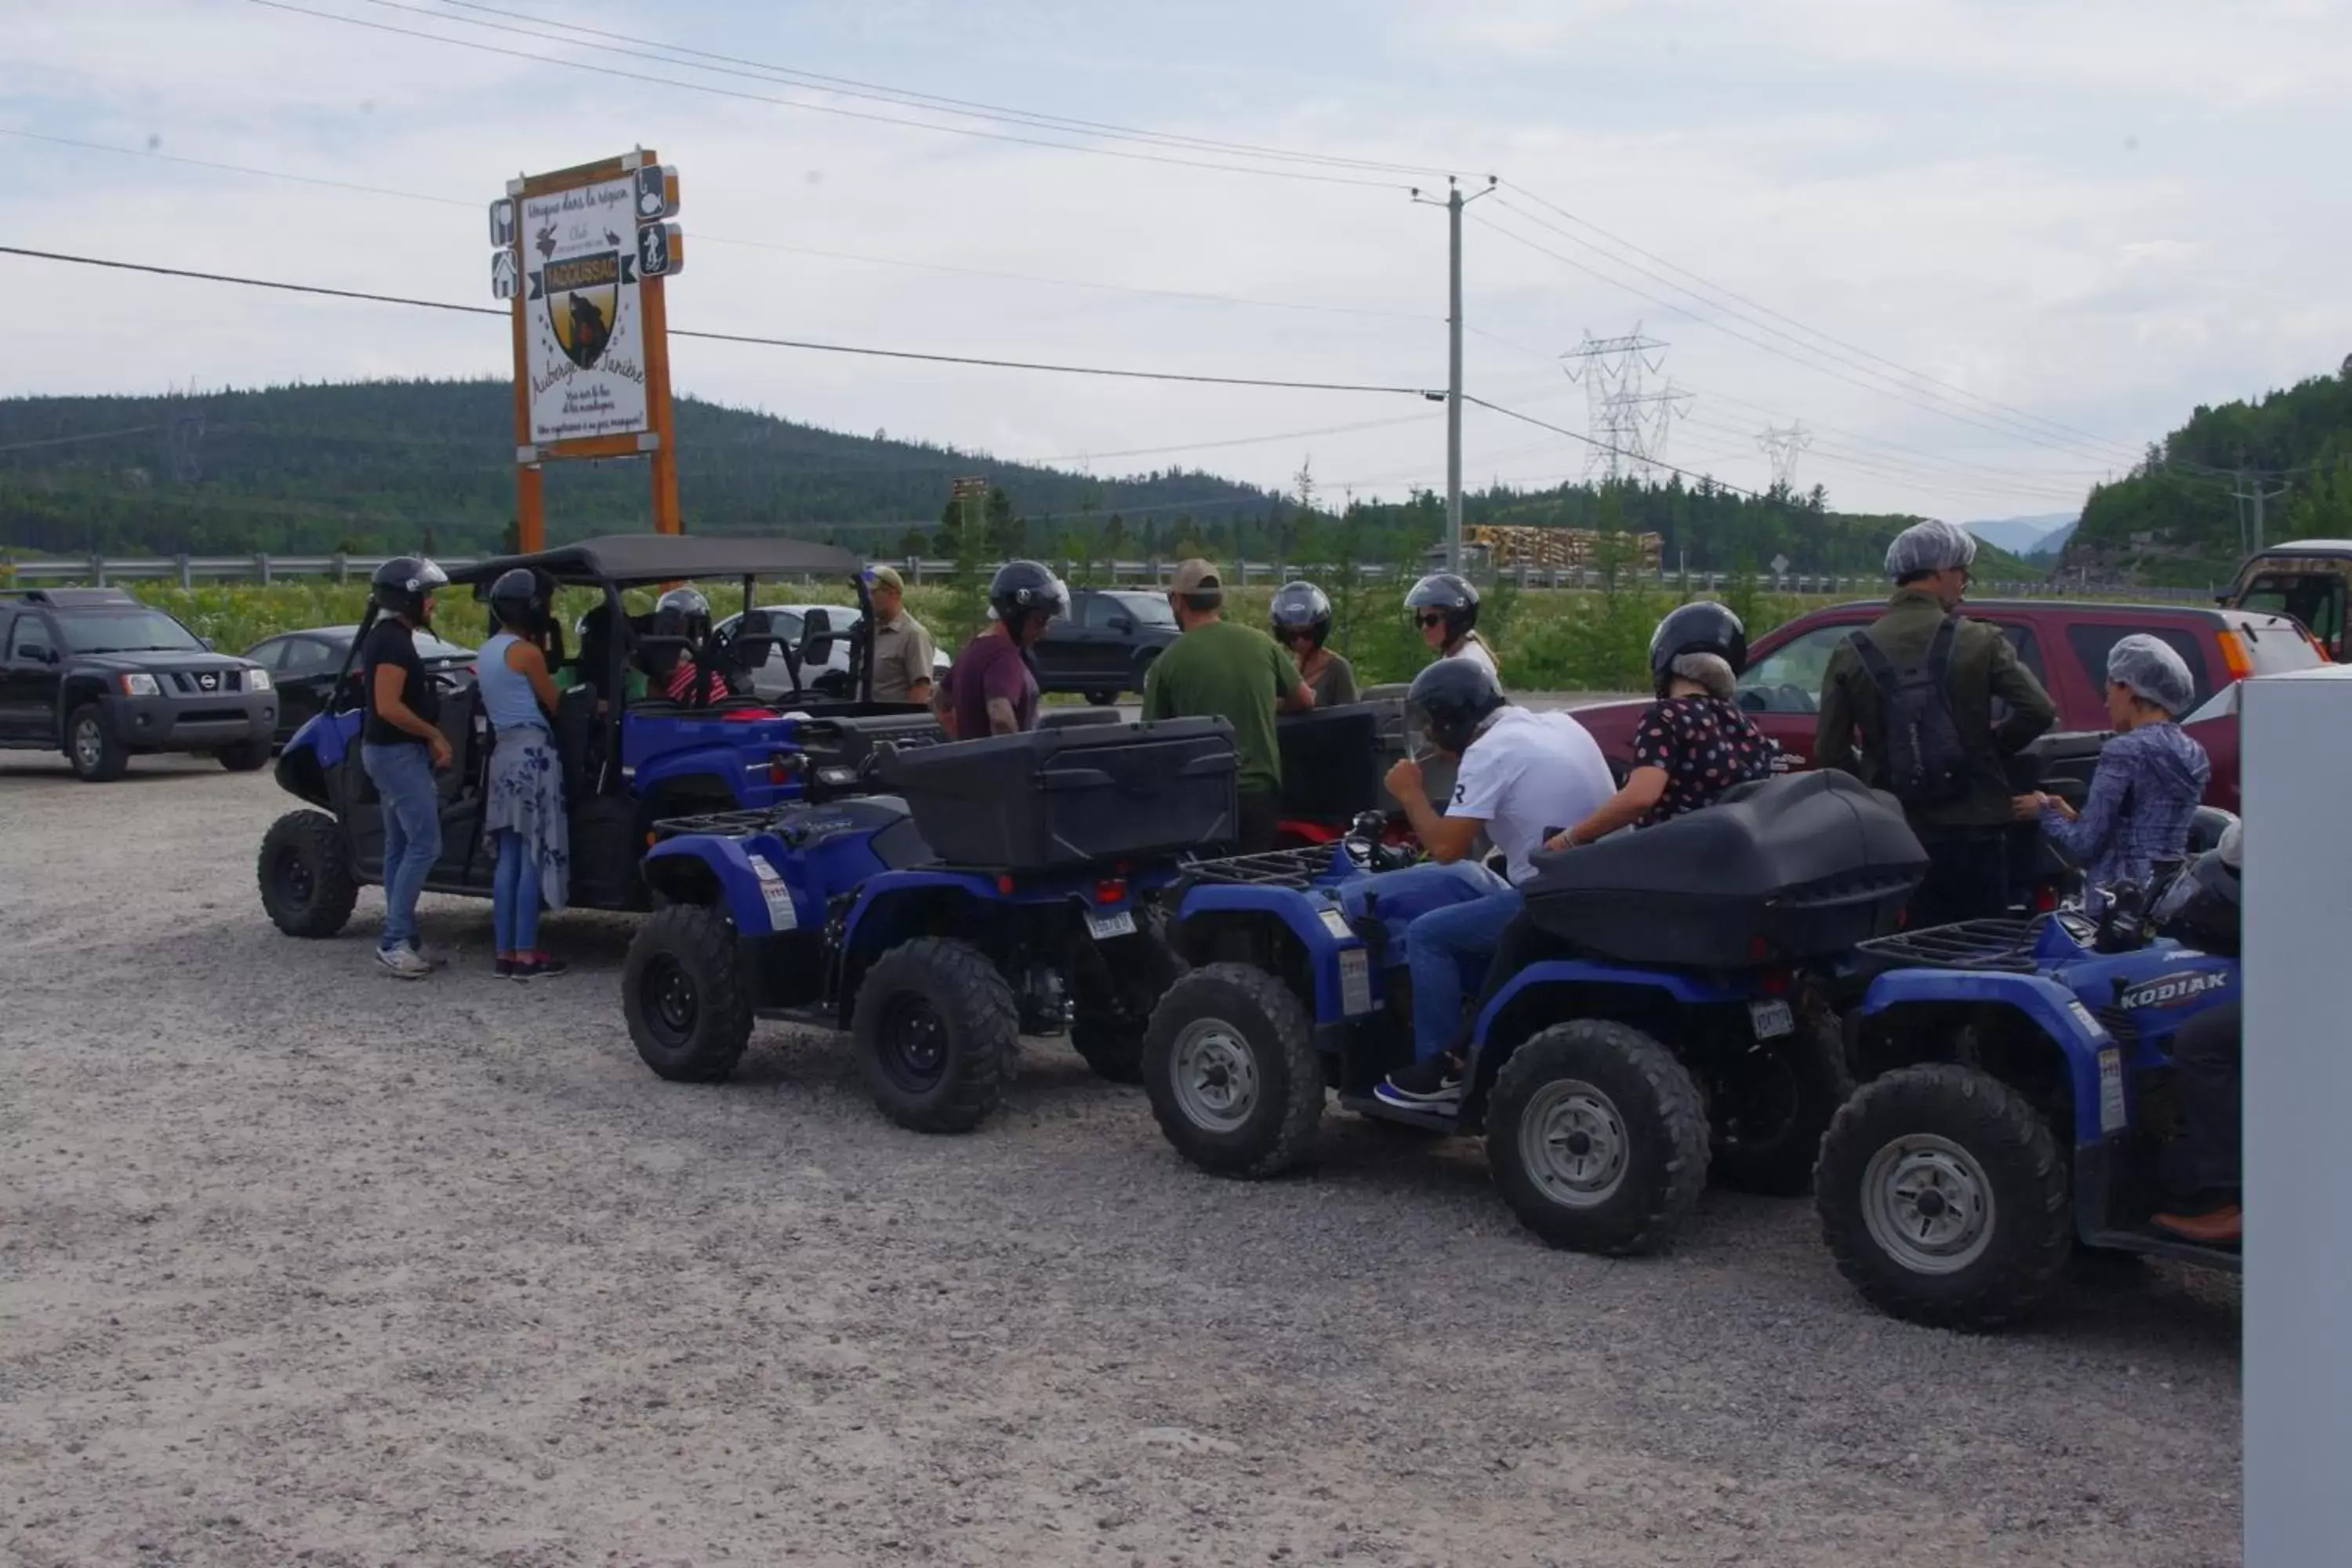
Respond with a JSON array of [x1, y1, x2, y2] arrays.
[[0, 588, 277, 781], [1032, 588, 1181, 705]]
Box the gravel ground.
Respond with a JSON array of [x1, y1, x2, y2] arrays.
[[2, 755, 2243, 1567]]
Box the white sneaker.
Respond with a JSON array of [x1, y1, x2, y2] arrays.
[[376, 943, 434, 980]]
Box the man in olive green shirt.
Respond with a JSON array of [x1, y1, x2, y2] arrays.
[[863, 565, 938, 706], [1142, 558, 1314, 851], [1815, 519, 2056, 924]]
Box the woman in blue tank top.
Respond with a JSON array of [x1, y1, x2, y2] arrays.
[[480, 569, 570, 978]]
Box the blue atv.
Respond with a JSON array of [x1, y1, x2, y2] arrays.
[[1814, 829, 2243, 1330], [619, 717, 1238, 1133], [1140, 772, 1929, 1256], [257, 534, 935, 938]]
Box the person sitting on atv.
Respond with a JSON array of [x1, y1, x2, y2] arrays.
[[1548, 601, 1778, 849], [942, 560, 1065, 739], [1372, 659, 1616, 1111], [644, 587, 747, 706], [2013, 633, 2210, 915], [1269, 579, 1358, 708], [1406, 572, 1500, 684], [2148, 822, 2244, 1244]]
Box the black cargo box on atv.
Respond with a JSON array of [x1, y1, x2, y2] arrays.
[[876, 717, 1240, 869], [1519, 771, 1928, 967]]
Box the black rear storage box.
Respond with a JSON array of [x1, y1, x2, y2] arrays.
[[876, 717, 1239, 869], [1276, 703, 1386, 822], [1520, 771, 1927, 968]]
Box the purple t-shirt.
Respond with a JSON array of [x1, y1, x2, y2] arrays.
[[949, 630, 1037, 738]]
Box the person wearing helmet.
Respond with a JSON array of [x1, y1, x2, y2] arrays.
[[943, 560, 1066, 738], [1144, 560, 1314, 851], [1372, 659, 1616, 1111], [1548, 601, 1779, 849], [478, 568, 570, 980], [2149, 822, 2244, 1244], [361, 554, 452, 979], [1269, 580, 1357, 707], [1405, 572, 1499, 681], [1815, 519, 2056, 926], [2013, 633, 2210, 916], [645, 587, 740, 705]]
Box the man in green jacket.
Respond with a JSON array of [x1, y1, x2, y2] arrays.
[[1143, 558, 1314, 851], [1815, 519, 2057, 925]]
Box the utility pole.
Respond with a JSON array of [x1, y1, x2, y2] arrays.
[[1413, 176, 1496, 572], [2233, 466, 2294, 556]]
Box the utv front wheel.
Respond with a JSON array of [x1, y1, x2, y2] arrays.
[[1708, 1016, 1853, 1196], [1142, 964, 1324, 1179], [624, 905, 753, 1083], [1486, 1020, 1709, 1256], [1815, 1064, 2071, 1331], [854, 938, 1019, 1134], [257, 809, 359, 938]]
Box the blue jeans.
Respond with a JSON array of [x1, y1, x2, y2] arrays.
[[1381, 862, 1523, 1063], [492, 831, 541, 954], [363, 742, 441, 951]]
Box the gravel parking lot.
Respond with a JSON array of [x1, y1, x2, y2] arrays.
[[2, 756, 2242, 1567]]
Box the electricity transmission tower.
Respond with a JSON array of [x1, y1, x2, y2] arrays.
[[1757, 423, 1813, 491], [1560, 326, 1690, 481]]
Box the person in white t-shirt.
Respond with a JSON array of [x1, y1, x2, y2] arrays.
[[1406, 572, 1501, 684], [1372, 659, 1615, 1111]]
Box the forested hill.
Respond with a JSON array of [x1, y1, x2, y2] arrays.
[[2067, 356, 2352, 585], [0, 376, 2014, 576]]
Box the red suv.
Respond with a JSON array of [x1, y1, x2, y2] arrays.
[[1569, 598, 2324, 811]]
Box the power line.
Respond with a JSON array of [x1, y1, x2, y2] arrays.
[[0, 423, 166, 454], [1461, 394, 1764, 499], [0, 245, 1437, 397]]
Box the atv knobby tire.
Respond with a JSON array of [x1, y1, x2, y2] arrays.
[[1814, 1063, 2072, 1331], [1486, 1019, 1710, 1256], [257, 808, 360, 938], [1708, 1014, 1854, 1196], [624, 904, 754, 1084], [1142, 964, 1324, 1179], [854, 938, 1020, 1134], [218, 738, 274, 773]]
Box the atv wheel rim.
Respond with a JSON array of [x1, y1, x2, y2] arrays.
[[276, 847, 315, 907], [641, 955, 700, 1050], [878, 993, 949, 1094], [73, 718, 103, 773], [1861, 1134, 1996, 1276], [1519, 1079, 1628, 1209], [1171, 1018, 1258, 1133]]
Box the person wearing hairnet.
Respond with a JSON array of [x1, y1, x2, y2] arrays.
[[2013, 633, 2210, 915], [1815, 519, 2057, 925]]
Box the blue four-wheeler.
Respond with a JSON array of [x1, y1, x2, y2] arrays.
[[620, 717, 1238, 1132], [1814, 837, 2243, 1330], [1140, 772, 1929, 1255], [256, 534, 932, 938]]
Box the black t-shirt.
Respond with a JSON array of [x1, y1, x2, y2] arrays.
[[361, 619, 440, 747]]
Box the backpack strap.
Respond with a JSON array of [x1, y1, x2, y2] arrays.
[[1925, 613, 1962, 684], [1847, 629, 1900, 696]]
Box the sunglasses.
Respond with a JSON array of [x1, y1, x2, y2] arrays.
[[1416, 613, 1448, 630]]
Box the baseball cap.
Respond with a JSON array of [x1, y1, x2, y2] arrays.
[[1170, 558, 1223, 597], [867, 564, 905, 592]]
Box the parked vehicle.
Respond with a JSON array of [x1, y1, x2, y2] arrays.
[[2221, 539, 2349, 661], [0, 586, 276, 780], [1141, 771, 1926, 1255], [243, 625, 475, 747], [1570, 598, 2321, 811], [256, 535, 932, 940], [715, 604, 950, 702], [1032, 589, 1181, 705]]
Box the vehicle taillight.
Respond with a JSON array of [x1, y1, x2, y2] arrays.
[[2305, 629, 2335, 663], [768, 752, 802, 786], [1094, 878, 1127, 906], [996, 874, 1017, 895], [1759, 968, 1792, 996], [2032, 883, 2060, 913], [2216, 630, 2254, 681]]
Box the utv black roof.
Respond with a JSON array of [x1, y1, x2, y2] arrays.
[[450, 533, 866, 590]]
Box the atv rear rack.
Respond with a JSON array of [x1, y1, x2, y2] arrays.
[[1857, 916, 2042, 973], [651, 807, 793, 841], [1181, 844, 1346, 890]]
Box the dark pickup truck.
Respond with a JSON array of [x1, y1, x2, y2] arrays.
[[1570, 597, 2323, 811]]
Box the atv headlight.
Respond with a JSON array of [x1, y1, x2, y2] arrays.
[[246, 669, 272, 691], [118, 673, 160, 697]]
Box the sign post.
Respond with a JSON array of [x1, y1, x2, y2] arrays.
[[492, 148, 685, 550]]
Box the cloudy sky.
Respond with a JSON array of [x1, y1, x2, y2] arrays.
[[9, 0, 2350, 524]]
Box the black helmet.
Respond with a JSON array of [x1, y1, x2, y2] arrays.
[[653, 586, 711, 644], [370, 555, 448, 623], [1647, 601, 1748, 697], [2152, 820, 2242, 957], [988, 560, 1068, 630], [1269, 580, 1334, 648], [1405, 655, 1508, 757], [488, 567, 548, 634], [1405, 572, 1479, 644]]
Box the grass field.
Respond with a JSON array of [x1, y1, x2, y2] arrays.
[[111, 576, 1838, 693]]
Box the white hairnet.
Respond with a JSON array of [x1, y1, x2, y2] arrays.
[[1669, 652, 1737, 700], [1885, 519, 1978, 580], [2107, 633, 2195, 714]]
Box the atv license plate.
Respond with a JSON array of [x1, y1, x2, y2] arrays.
[[1748, 1000, 1794, 1040], [2097, 1047, 2126, 1134], [1338, 948, 1375, 1015], [1087, 909, 1138, 941], [751, 857, 797, 931]]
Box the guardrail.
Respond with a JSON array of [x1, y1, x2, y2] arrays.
[[0, 550, 2216, 601]]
